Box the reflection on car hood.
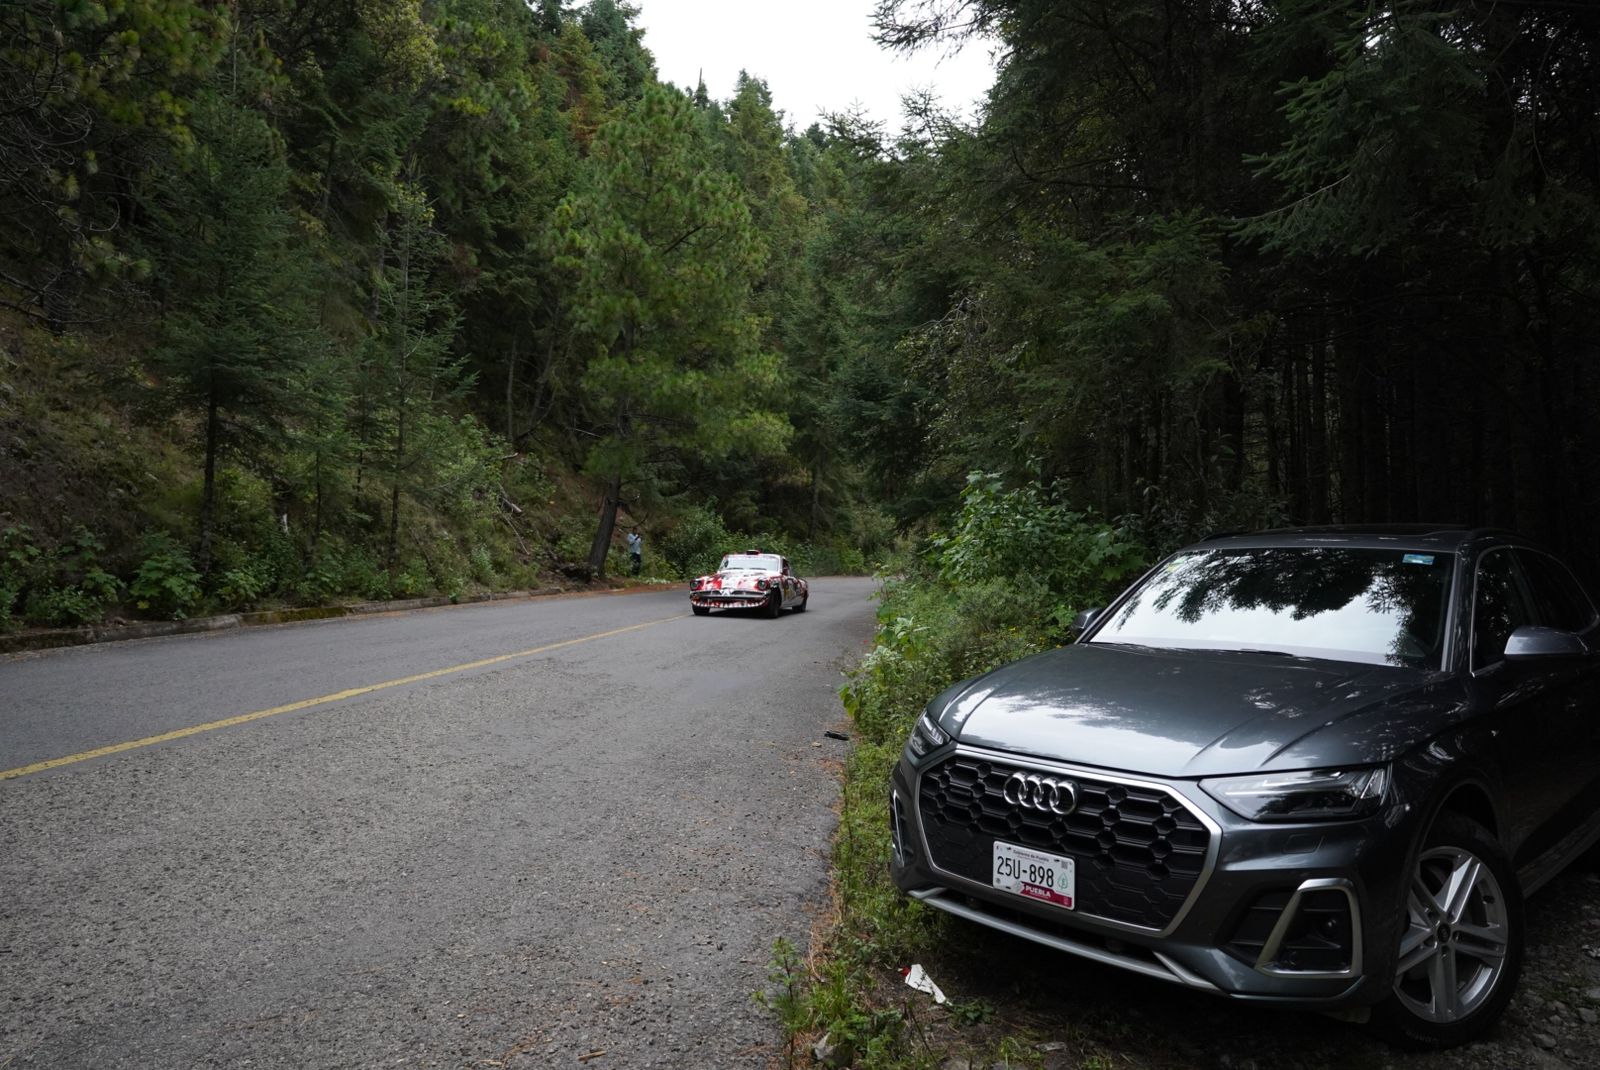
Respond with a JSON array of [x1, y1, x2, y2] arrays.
[[944, 643, 1464, 777], [704, 571, 775, 588]]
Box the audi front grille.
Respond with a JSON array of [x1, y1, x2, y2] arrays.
[[916, 753, 1211, 931]]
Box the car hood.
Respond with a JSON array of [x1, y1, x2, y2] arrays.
[[942, 644, 1464, 778], [700, 571, 775, 588]]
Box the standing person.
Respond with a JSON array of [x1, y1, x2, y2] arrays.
[[626, 528, 643, 576]]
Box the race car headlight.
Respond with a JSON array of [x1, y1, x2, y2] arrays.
[[905, 710, 950, 761], [1200, 766, 1389, 822]]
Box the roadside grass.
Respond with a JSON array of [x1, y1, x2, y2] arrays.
[[754, 566, 1093, 1070]]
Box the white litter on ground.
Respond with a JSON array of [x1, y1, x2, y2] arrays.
[[903, 963, 947, 1004]]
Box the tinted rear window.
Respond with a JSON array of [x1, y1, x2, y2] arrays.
[[1090, 547, 1456, 669]]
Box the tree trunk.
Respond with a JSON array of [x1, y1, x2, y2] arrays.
[[1263, 366, 1280, 502], [506, 334, 518, 444], [387, 211, 412, 572], [1284, 346, 1303, 521], [1308, 339, 1329, 523], [807, 461, 821, 543], [387, 403, 405, 570], [586, 473, 623, 579], [1335, 343, 1362, 522], [311, 448, 324, 561], [1221, 368, 1245, 495], [198, 383, 220, 578]]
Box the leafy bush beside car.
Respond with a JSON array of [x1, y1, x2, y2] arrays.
[[761, 477, 1145, 1068], [849, 474, 1145, 750]]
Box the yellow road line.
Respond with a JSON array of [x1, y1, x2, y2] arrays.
[[0, 613, 688, 782]]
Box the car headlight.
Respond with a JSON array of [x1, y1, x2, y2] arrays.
[[905, 710, 950, 761], [1200, 766, 1389, 822]]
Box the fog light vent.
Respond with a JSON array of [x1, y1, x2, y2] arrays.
[[1224, 889, 1292, 963], [1229, 879, 1361, 978], [891, 790, 909, 863]]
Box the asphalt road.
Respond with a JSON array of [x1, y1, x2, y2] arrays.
[[0, 578, 880, 1068]]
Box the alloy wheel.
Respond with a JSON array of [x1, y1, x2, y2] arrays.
[[1393, 845, 1511, 1023]]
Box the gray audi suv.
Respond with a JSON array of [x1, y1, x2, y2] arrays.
[[890, 526, 1600, 1048]]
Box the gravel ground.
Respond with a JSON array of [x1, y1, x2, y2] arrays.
[[891, 864, 1600, 1069], [0, 579, 880, 1069]]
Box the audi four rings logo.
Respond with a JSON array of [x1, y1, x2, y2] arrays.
[[1002, 772, 1078, 815]]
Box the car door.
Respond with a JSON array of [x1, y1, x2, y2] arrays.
[[1467, 546, 1570, 852], [1514, 548, 1600, 809]]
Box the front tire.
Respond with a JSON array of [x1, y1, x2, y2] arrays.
[[692, 604, 710, 616], [1371, 812, 1522, 1050], [761, 590, 782, 618]]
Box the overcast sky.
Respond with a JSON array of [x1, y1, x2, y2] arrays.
[[630, 0, 998, 131]]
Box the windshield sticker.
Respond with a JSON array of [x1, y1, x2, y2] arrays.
[[1402, 553, 1435, 565]]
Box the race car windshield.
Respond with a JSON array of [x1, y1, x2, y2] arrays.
[[1088, 546, 1456, 669], [721, 555, 782, 572]]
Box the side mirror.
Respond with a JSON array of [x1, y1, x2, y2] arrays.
[[1503, 624, 1587, 661], [1071, 607, 1103, 633]]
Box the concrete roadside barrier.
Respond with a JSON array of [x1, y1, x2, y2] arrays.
[[0, 587, 582, 655]]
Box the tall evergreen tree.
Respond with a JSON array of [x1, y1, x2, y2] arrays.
[[551, 86, 788, 577], [145, 92, 322, 577], [365, 181, 467, 570], [0, 0, 229, 323], [577, 0, 654, 102]]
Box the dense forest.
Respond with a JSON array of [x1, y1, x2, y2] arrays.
[[869, 0, 1600, 568], [2, 0, 1597, 629]]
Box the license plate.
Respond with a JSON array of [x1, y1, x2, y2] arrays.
[[992, 840, 1075, 910]]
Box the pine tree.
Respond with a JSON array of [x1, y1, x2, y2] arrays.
[[365, 181, 467, 571], [145, 92, 321, 577], [551, 86, 788, 577]]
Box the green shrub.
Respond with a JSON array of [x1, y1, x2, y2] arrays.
[[769, 491, 1151, 1069], [217, 562, 272, 608], [2, 525, 122, 627], [129, 533, 203, 619], [298, 553, 344, 603], [791, 537, 868, 576], [0, 575, 18, 630], [842, 577, 1057, 748], [469, 545, 497, 585], [340, 547, 390, 600], [552, 514, 596, 568], [930, 472, 1145, 612], [660, 505, 732, 578], [392, 557, 431, 597], [0, 525, 40, 630]]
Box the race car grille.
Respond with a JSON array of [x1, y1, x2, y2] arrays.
[[916, 755, 1210, 930]]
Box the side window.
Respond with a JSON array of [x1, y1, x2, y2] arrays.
[[1472, 550, 1533, 670], [1516, 551, 1599, 633]]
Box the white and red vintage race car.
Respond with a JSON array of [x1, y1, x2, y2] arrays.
[[690, 551, 809, 617]]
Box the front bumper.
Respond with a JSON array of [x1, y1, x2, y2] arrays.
[[890, 744, 1418, 1008], [691, 591, 770, 608]]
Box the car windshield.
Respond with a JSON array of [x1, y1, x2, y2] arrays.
[[720, 555, 781, 572], [1089, 546, 1456, 669]]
